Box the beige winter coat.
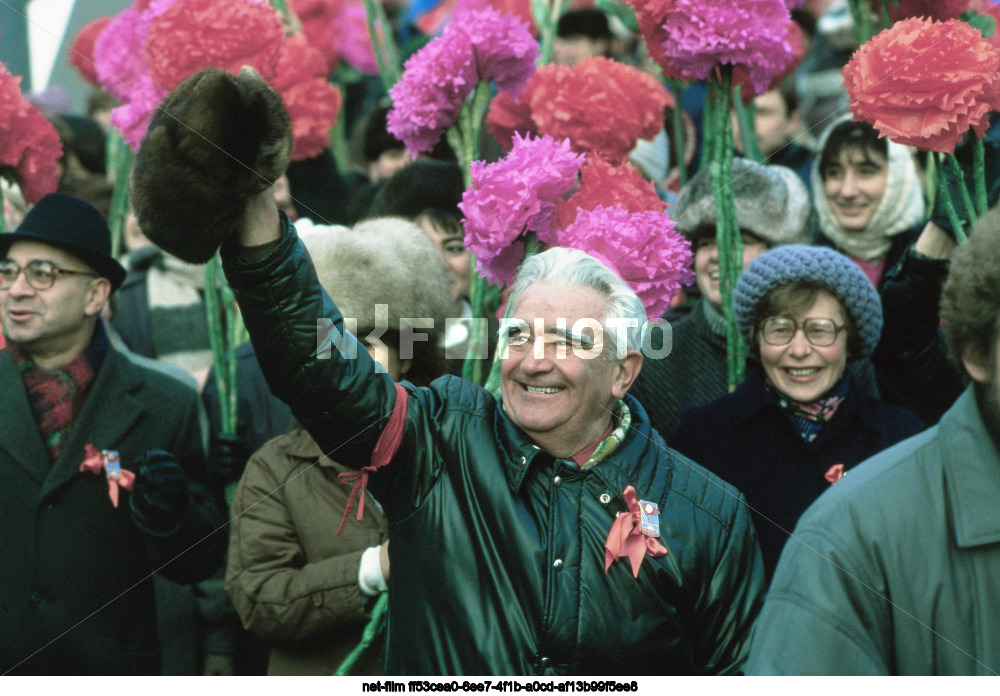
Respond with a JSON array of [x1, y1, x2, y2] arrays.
[[226, 427, 388, 675]]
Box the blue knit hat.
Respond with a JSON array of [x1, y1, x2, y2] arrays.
[[734, 245, 883, 358]]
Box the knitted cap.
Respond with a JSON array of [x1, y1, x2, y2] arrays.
[[670, 158, 811, 246], [296, 216, 453, 340], [734, 245, 883, 357]]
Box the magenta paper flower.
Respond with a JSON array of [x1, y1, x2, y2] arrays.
[[387, 8, 537, 157], [387, 30, 477, 157], [557, 205, 693, 317], [332, 2, 380, 76], [635, 0, 793, 94], [459, 134, 584, 286], [452, 7, 538, 95], [109, 75, 167, 150], [94, 7, 153, 103]]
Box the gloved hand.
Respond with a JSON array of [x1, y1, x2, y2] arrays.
[[930, 112, 1000, 239], [208, 433, 250, 487], [129, 450, 190, 536]]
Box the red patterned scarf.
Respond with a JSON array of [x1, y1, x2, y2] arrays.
[[7, 324, 107, 462]]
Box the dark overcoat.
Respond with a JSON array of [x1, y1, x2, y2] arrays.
[[0, 341, 226, 675]]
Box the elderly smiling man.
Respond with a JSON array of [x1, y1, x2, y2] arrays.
[[132, 69, 764, 677], [203, 191, 764, 676]]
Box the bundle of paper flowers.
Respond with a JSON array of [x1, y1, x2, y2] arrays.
[[387, 7, 538, 161], [93, 0, 341, 158], [0, 64, 62, 205], [486, 57, 671, 165], [460, 135, 692, 317], [629, 0, 794, 94]]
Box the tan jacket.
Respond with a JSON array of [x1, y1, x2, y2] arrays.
[[226, 428, 388, 675]]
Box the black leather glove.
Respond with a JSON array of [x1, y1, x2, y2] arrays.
[[129, 450, 190, 536], [208, 433, 250, 487], [930, 112, 1000, 238]]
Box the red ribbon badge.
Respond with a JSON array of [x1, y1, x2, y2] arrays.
[[336, 382, 409, 536], [79, 444, 135, 508], [604, 485, 668, 578], [824, 463, 845, 484]]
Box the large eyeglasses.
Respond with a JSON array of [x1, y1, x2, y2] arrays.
[[0, 259, 98, 291], [760, 316, 847, 347]]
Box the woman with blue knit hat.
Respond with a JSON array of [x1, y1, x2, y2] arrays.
[[670, 245, 925, 580]]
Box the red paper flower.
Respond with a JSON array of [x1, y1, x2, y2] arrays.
[[556, 156, 666, 229], [888, 0, 974, 21], [69, 17, 112, 87], [485, 91, 536, 150], [271, 33, 342, 160], [290, 0, 344, 73], [0, 66, 62, 203], [526, 57, 671, 164], [145, 0, 285, 93], [843, 17, 1000, 153]]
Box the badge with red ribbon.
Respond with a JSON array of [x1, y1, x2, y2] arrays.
[[604, 485, 669, 578], [80, 444, 135, 508]]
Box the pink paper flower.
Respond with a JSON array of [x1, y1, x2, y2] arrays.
[[843, 17, 1000, 153], [387, 30, 477, 157], [557, 205, 693, 317], [459, 134, 584, 286], [452, 7, 538, 95], [94, 7, 153, 103], [387, 8, 538, 157], [109, 76, 167, 151], [332, 2, 381, 76], [632, 0, 793, 94], [556, 156, 665, 229]]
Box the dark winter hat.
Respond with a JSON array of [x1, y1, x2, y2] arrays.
[[734, 244, 883, 357], [670, 158, 811, 246], [1, 193, 126, 291]]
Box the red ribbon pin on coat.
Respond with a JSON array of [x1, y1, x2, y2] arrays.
[[80, 444, 135, 508], [604, 485, 668, 578]]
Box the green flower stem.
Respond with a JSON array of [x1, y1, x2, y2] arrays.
[[668, 80, 687, 187], [731, 86, 762, 162], [946, 152, 978, 226], [0, 184, 7, 234], [205, 255, 240, 435], [329, 86, 350, 174], [536, 0, 568, 65], [108, 142, 134, 258], [709, 66, 744, 391], [936, 153, 968, 243], [363, 0, 395, 94], [700, 87, 716, 171], [270, 0, 288, 14], [463, 273, 487, 385], [334, 593, 388, 675], [973, 132, 988, 217], [372, 0, 402, 86]]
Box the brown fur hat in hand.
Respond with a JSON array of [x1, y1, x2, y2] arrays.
[[131, 66, 291, 263]]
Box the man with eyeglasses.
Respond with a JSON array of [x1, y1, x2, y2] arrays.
[[0, 193, 225, 675]]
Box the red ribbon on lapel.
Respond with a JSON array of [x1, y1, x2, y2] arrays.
[[79, 444, 135, 508], [336, 382, 409, 536], [604, 485, 668, 578]]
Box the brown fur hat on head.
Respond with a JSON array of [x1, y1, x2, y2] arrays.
[[131, 67, 291, 264], [297, 215, 454, 345]]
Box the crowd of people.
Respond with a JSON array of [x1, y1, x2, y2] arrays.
[[2, 0, 1000, 679]]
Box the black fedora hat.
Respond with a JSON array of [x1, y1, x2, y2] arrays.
[[0, 193, 127, 291]]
